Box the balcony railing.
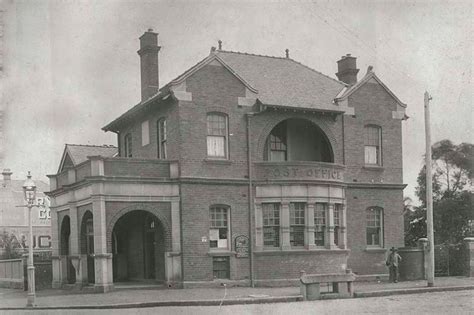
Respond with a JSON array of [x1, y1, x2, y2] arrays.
[[49, 157, 178, 191], [254, 161, 344, 183]]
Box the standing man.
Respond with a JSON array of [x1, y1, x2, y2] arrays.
[[386, 247, 402, 283]]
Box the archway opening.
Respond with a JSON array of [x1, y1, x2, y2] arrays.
[[112, 210, 165, 283], [80, 211, 95, 284], [60, 215, 75, 284], [264, 118, 334, 162]]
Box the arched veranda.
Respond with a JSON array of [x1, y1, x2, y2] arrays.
[[60, 215, 75, 284], [264, 118, 334, 162], [111, 210, 167, 282]]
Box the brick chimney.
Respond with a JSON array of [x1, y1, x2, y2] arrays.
[[137, 29, 161, 102], [2, 168, 12, 187], [336, 54, 359, 85]]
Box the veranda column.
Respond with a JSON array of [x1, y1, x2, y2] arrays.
[[327, 203, 338, 249], [50, 207, 62, 288], [254, 203, 263, 251], [339, 204, 347, 249], [166, 199, 182, 285], [305, 203, 316, 250], [68, 203, 85, 287], [281, 201, 291, 250], [92, 195, 113, 292]]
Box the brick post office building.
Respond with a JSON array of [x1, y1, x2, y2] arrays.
[[47, 30, 407, 291]]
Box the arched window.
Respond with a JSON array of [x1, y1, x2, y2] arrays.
[[366, 207, 383, 247], [364, 125, 382, 165], [157, 118, 167, 159], [206, 113, 228, 158]]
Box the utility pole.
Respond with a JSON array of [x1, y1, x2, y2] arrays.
[[424, 91, 435, 287]]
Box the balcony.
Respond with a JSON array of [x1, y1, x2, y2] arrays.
[[254, 161, 344, 183], [49, 157, 178, 191]]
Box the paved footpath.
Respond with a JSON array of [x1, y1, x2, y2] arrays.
[[1, 276, 473, 310]]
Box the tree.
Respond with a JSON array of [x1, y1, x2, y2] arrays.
[[407, 140, 473, 245], [0, 230, 23, 259]]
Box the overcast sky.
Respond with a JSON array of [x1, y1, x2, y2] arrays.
[[1, 0, 472, 203]]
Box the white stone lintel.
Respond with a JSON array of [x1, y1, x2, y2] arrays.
[[392, 110, 405, 120]]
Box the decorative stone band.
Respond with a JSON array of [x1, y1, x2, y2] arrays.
[[254, 161, 344, 183]]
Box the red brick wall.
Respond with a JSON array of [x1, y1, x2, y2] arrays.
[[345, 187, 404, 274], [178, 64, 250, 179], [343, 81, 403, 184], [103, 159, 170, 177], [254, 250, 349, 280], [180, 183, 250, 281], [118, 98, 181, 161]]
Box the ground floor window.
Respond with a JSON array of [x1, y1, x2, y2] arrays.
[[262, 203, 280, 248], [257, 200, 346, 250], [213, 256, 230, 279], [290, 203, 306, 247], [209, 206, 229, 249], [366, 207, 383, 247], [334, 204, 342, 247], [314, 203, 327, 247]]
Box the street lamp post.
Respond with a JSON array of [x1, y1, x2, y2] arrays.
[[22, 171, 37, 307]]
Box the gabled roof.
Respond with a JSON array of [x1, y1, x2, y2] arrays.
[[336, 70, 407, 108], [103, 49, 349, 132], [215, 50, 347, 109], [57, 144, 117, 173]]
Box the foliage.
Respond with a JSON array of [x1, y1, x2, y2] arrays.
[[0, 230, 24, 259], [415, 140, 473, 205], [406, 140, 473, 246]]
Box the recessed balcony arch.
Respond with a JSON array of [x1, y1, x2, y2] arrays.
[[264, 118, 334, 163]]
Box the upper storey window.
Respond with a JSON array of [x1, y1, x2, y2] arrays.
[[207, 113, 228, 158], [124, 133, 132, 158], [269, 122, 287, 161], [364, 125, 382, 165], [157, 119, 167, 159], [265, 119, 333, 162]]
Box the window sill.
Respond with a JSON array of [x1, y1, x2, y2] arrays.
[[207, 250, 235, 256], [363, 165, 384, 171], [255, 249, 349, 255], [204, 158, 232, 165], [364, 247, 386, 253]]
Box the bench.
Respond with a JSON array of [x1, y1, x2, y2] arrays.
[[300, 269, 355, 300]]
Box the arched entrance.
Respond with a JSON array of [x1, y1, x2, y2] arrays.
[[80, 211, 95, 284], [60, 215, 75, 284], [112, 210, 165, 282], [264, 118, 334, 162]]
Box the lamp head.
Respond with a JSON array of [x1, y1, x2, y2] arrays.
[[22, 171, 37, 204]]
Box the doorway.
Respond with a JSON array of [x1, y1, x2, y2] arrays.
[[112, 210, 165, 282]]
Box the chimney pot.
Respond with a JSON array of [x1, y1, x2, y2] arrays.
[[285, 49, 289, 58], [336, 53, 359, 85], [2, 168, 12, 185], [218, 40, 222, 50]]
